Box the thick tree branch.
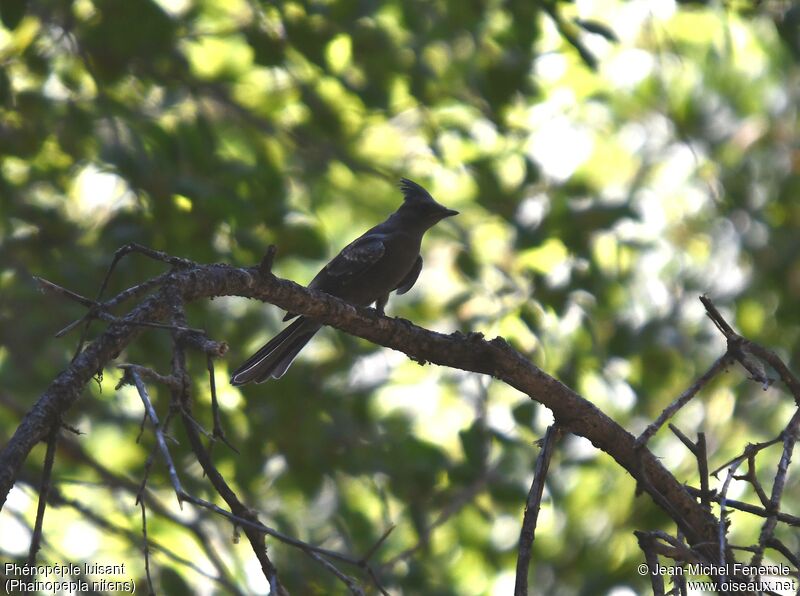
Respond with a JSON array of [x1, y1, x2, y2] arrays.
[[1, 262, 731, 569]]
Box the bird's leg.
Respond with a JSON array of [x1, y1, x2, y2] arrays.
[[375, 294, 389, 315]]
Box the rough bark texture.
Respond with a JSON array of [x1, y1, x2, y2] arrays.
[[0, 263, 726, 566]]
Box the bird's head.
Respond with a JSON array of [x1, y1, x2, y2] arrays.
[[397, 178, 459, 226]]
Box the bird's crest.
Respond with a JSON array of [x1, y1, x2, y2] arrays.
[[399, 178, 435, 205]]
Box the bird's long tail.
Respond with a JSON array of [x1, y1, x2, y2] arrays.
[[230, 317, 321, 385]]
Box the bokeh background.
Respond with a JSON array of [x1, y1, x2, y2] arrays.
[[1, 0, 799, 593]]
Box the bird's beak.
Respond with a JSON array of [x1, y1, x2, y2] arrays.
[[442, 208, 459, 218]]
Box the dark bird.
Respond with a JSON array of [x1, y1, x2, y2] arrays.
[[230, 179, 458, 385]]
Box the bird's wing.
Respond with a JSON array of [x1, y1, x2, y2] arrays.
[[316, 235, 386, 281], [283, 235, 386, 322], [395, 255, 422, 295]]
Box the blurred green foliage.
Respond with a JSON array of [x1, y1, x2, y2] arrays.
[[1, 0, 799, 593]]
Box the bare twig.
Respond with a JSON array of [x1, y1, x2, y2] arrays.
[[206, 355, 238, 454], [743, 343, 800, 404], [700, 295, 800, 403], [41, 481, 240, 592], [307, 551, 365, 596], [168, 302, 287, 593], [636, 354, 729, 447], [74, 243, 195, 356], [140, 500, 156, 596], [696, 433, 711, 513], [359, 525, 395, 566], [120, 367, 184, 502], [684, 486, 800, 527], [26, 422, 59, 566], [180, 333, 228, 358], [667, 426, 712, 512], [643, 530, 706, 565], [1, 260, 751, 576], [117, 363, 181, 390], [34, 276, 97, 309], [541, 1, 598, 70], [737, 452, 769, 508], [364, 565, 391, 596], [383, 466, 498, 568], [671, 528, 688, 596], [357, 527, 393, 596], [55, 272, 174, 337], [178, 492, 356, 565], [0, 388, 243, 593], [259, 245, 277, 277], [97, 243, 195, 302], [764, 537, 800, 569], [750, 408, 800, 568], [701, 296, 736, 337], [36, 276, 203, 338], [718, 460, 743, 582], [515, 424, 562, 596], [635, 531, 666, 596], [711, 438, 783, 477]]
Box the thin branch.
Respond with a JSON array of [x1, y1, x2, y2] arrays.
[[168, 302, 287, 593], [743, 343, 800, 404], [73, 243, 195, 356], [635, 531, 666, 596], [0, 388, 243, 593], [644, 530, 706, 565], [359, 525, 395, 565], [135, 407, 177, 506], [710, 438, 783, 477], [667, 426, 713, 512], [0, 261, 744, 571], [750, 407, 800, 568], [670, 528, 688, 596], [383, 466, 497, 568], [737, 451, 769, 508], [117, 364, 182, 390], [119, 367, 184, 502], [140, 500, 156, 596], [364, 565, 391, 596], [542, 1, 598, 70], [700, 295, 800, 402], [177, 492, 357, 565], [765, 537, 800, 569], [180, 332, 228, 358], [96, 243, 195, 302], [178, 484, 394, 594], [55, 271, 173, 337], [515, 424, 562, 596], [26, 422, 59, 566], [684, 486, 800, 527], [206, 355, 238, 454], [696, 433, 711, 513], [259, 245, 277, 277], [718, 459, 744, 582], [36, 276, 203, 338], [700, 296, 737, 337], [307, 551, 365, 596], [41, 482, 240, 591], [636, 354, 729, 447], [34, 276, 97, 309]]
